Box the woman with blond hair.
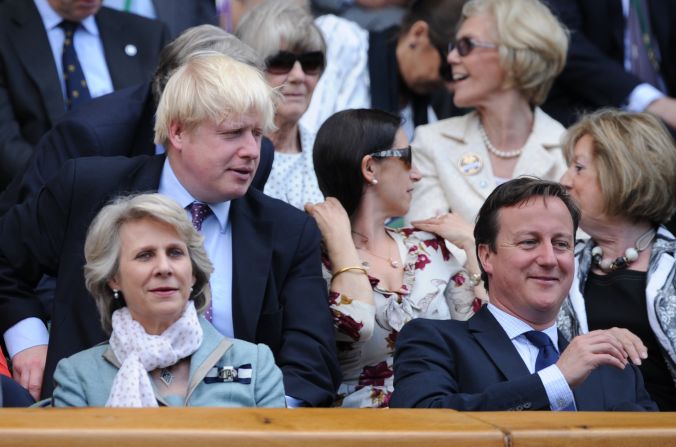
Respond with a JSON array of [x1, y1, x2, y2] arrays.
[[406, 0, 569, 225], [559, 109, 676, 411]]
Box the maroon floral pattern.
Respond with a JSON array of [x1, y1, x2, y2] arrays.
[[322, 227, 476, 408]]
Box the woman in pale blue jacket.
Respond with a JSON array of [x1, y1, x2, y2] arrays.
[[52, 194, 285, 407]]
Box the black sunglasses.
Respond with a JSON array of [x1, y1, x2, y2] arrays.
[[265, 51, 325, 75], [370, 146, 412, 168], [448, 37, 498, 57]]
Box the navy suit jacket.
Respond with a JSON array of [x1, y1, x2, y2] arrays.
[[0, 155, 339, 405], [0, 0, 170, 190], [0, 82, 274, 215], [542, 0, 676, 127], [390, 306, 657, 411]]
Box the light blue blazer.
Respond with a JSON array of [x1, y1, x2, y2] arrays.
[[52, 317, 286, 407]]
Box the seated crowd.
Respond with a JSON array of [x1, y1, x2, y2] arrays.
[[0, 0, 674, 412]]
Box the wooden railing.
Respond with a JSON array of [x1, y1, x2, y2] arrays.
[[0, 408, 674, 446]]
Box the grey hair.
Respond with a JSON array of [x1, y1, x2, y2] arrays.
[[152, 24, 263, 104], [236, 0, 326, 65], [84, 193, 214, 335]]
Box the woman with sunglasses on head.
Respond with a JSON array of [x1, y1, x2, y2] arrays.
[[236, 1, 326, 210], [305, 109, 486, 408], [405, 0, 569, 226]]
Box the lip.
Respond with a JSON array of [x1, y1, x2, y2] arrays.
[[529, 276, 559, 284], [452, 73, 469, 82], [149, 287, 179, 297], [229, 166, 254, 182]]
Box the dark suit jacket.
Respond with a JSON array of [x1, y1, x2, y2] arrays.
[[390, 306, 657, 411], [0, 0, 170, 190], [151, 0, 217, 39], [0, 82, 274, 215], [542, 0, 676, 127], [0, 155, 339, 405]]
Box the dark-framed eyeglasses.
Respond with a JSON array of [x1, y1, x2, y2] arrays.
[[370, 146, 412, 168], [265, 51, 325, 75], [448, 37, 498, 57]]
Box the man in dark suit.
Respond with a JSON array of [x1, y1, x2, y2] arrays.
[[391, 178, 656, 411], [0, 54, 340, 406], [542, 0, 676, 130], [0, 0, 170, 191], [0, 25, 273, 216]]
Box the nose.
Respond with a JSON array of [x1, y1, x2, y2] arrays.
[[410, 166, 422, 182], [447, 46, 460, 65], [560, 167, 572, 189], [287, 61, 305, 81], [240, 130, 261, 160], [536, 241, 557, 268], [155, 253, 173, 276]]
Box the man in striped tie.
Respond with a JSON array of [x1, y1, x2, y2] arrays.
[[391, 177, 657, 411]]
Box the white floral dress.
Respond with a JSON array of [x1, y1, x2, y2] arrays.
[[323, 228, 481, 408]]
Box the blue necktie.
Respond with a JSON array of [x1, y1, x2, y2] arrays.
[[187, 202, 213, 321], [58, 20, 91, 110], [523, 330, 559, 371], [524, 330, 576, 411]]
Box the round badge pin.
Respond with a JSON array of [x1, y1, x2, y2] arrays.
[[124, 44, 138, 57], [458, 153, 483, 176]]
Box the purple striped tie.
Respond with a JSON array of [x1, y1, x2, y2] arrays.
[[187, 202, 213, 321]]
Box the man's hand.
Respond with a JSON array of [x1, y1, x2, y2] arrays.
[[606, 327, 648, 366], [557, 330, 628, 388], [12, 345, 48, 401], [646, 96, 676, 130]]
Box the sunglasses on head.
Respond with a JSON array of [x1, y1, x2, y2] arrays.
[[265, 51, 325, 75], [370, 146, 412, 168], [448, 37, 498, 57]]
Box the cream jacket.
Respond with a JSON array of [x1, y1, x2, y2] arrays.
[[405, 108, 568, 224]]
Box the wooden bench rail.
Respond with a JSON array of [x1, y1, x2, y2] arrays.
[[0, 408, 673, 447]]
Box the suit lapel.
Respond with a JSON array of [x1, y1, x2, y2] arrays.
[[230, 193, 273, 341], [469, 307, 532, 380], [8, 1, 65, 124], [96, 8, 139, 89]]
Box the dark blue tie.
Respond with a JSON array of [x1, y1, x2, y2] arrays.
[[523, 330, 559, 371], [58, 20, 91, 110], [524, 330, 576, 411]]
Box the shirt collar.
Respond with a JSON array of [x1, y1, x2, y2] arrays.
[[34, 0, 100, 35], [158, 158, 230, 233], [487, 302, 559, 349]]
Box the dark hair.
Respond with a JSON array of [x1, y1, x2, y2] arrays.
[[400, 0, 467, 50], [313, 109, 402, 216], [473, 177, 580, 290]]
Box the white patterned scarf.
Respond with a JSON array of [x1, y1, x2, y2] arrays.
[[106, 301, 203, 407]]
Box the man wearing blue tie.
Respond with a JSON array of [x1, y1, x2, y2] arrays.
[[391, 177, 657, 411]]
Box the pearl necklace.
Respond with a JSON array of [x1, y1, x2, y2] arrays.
[[478, 122, 524, 158], [591, 228, 656, 272]]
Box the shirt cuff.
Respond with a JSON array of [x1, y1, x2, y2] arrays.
[[626, 83, 665, 112], [285, 395, 306, 408], [4, 318, 49, 358], [538, 365, 575, 411]]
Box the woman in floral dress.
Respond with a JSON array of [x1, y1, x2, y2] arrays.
[[305, 109, 486, 407]]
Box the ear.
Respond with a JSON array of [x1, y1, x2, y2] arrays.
[[107, 275, 120, 292], [409, 20, 430, 45], [360, 155, 377, 184], [167, 121, 186, 153], [477, 243, 494, 279]]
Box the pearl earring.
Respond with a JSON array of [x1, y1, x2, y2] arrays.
[[371, 179, 378, 185], [113, 289, 120, 300]]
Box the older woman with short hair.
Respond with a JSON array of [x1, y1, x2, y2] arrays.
[[52, 194, 285, 407], [405, 0, 569, 224], [559, 109, 676, 411], [236, 1, 326, 209]]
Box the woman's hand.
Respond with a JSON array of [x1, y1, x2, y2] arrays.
[[412, 212, 475, 250], [305, 198, 359, 268], [606, 327, 648, 366]]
